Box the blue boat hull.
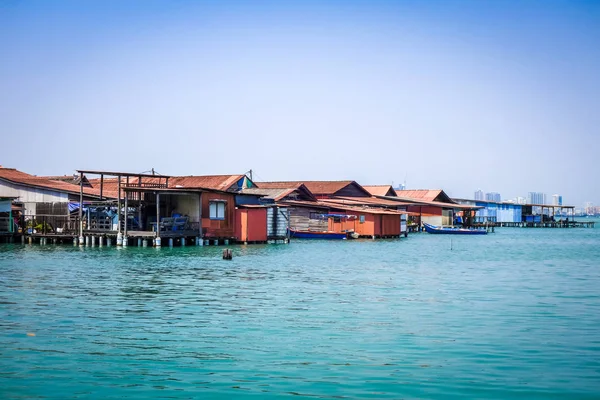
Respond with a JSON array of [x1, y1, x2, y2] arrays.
[[423, 223, 487, 235], [289, 229, 347, 239]]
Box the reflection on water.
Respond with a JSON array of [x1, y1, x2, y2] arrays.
[[1, 228, 600, 399]]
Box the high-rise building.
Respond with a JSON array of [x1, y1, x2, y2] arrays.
[[552, 194, 563, 206], [474, 190, 484, 201], [585, 202, 594, 215], [527, 192, 546, 205], [485, 192, 501, 202]]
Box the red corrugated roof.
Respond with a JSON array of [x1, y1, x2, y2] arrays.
[[325, 197, 414, 207], [362, 185, 397, 197], [0, 167, 111, 198], [257, 181, 368, 196], [168, 175, 244, 191], [87, 175, 245, 193], [395, 190, 444, 202], [279, 199, 406, 215]]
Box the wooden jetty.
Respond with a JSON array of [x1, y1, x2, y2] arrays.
[[474, 221, 595, 229]]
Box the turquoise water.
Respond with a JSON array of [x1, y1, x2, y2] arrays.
[[1, 226, 600, 399]]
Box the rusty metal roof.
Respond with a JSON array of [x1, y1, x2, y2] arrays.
[[394, 198, 481, 210], [279, 199, 406, 215], [77, 169, 171, 178], [395, 189, 455, 203], [242, 183, 317, 202], [0, 167, 111, 198], [88, 174, 248, 194], [257, 180, 370, 197], [324, 196, 414, 208], [168, 175, 246, 191], [242, 188, 297, 201], [362, 185, 398, 197]]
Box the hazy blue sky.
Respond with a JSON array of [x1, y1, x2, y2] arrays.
[[1, 0, 599, 206]]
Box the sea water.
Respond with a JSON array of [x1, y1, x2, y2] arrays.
[[1, 225, 599, 399]]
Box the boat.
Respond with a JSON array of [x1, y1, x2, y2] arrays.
[[347, 231, 360, 239], [423, 223, 487, 235], [288, 228, 348, 239]]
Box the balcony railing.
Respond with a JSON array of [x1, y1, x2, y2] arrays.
[[14, 214, 81, 235]]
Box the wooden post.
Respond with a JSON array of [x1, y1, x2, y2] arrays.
[[156, 191, 160, 238], [138, 176, 143, 230], [223, 248, 232, 260], [124, 191, 128, 237], [100, 174, 104, 200], [198, 192, 203, 238], [117, 175, 121, 233], [272, 206, 278, 238], [79, 172, 84, 239]]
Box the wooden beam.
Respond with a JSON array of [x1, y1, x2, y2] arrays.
[[198, 192, 202, 237], [124, 192, 128, 237], [156, 192, 160, 238], [79, 172, 84, 238], [117, 175, 121, 233]]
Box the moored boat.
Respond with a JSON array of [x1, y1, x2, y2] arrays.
[[288, 229, 347, 239], [423, 223, 487, 235]]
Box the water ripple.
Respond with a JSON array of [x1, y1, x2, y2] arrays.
[[1, 228, 600, 398]]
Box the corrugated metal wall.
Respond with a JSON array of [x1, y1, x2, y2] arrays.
[[0, 181, 68, 203], [267, 207, 289, 238], [0, 181, 68, 215]]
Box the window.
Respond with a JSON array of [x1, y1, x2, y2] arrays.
[[209, 201, 226, 220], [359, 215, 365, 224]]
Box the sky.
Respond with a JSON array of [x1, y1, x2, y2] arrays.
[[1, 0, 599, 206]]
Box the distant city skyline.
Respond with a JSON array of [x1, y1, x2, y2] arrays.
[[466, 189, 598, 210], [485, 192, 501, 202], [553, 194, 563, 206]]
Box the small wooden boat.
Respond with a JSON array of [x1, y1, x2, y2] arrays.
[[423, 223, 487, 235], [289, 229, 347, 239]]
